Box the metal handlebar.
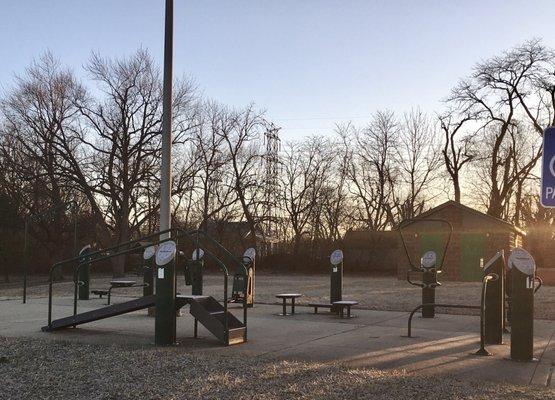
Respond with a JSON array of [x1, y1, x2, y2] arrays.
[[534, 276, 543, 294], [398, 218, 453, 273]]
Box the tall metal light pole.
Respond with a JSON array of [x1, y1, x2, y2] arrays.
[[160, 0, 173, 239], [155, 0, 177, 346]]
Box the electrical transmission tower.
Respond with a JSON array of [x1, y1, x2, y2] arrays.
[[262, 123, 281, 248]]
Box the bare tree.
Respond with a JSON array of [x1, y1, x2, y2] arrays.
[[439, 112, 475, 203], [339, 111, 398, 230], [1, 52, 85, 265], [193, 103, 237, 231], [393, 108, 442, 221], [217, 104, 266, 246], [448, 40, 551, 218], [280, 136, 333, 254]]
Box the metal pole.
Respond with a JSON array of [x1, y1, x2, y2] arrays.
[[160, 0, 173, 240], [73, 203, 78, 256], [23, 219, 29, 304], [475, 274, 497, 356]]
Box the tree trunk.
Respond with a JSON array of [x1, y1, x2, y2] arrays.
[[453, 173, 461, 203], [111, 209, 130, 278]]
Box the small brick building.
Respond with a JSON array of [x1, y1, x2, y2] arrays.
[[397, 201, 525, 282]]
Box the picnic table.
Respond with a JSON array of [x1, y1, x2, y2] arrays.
[[333, 300, 358, 318], [275, 293, 303, 316]]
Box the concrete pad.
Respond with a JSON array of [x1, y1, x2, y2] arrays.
[[1, 297, 554, 387]]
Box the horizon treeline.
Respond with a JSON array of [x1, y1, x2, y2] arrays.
[[1, 39, 555, 275]]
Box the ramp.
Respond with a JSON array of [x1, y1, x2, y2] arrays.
[[42, 295, 156, 332]]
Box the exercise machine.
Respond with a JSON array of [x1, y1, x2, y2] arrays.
[[230, 247, 255, 307], [42, 228, 250, 346], [399, 218, 453, 318]]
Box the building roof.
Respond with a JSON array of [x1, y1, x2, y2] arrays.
[[405, 200, 526, 236]]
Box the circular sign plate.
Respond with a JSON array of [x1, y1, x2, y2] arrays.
[[421, 251, 437, 269], [330, 249, 343, 265], [79, 244, 91, 255], [143, 245, 156, 260], [156, 241, 176, 266], [508, 248, 535, 275], [192, 248, 204, 261], [243, 247, 256, 261]]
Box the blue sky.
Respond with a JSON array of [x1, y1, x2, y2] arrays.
[[1, 0, 554, 140]]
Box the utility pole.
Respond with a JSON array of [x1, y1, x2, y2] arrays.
[[160, 0, 173, 239]]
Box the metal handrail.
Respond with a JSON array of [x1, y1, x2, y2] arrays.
[[189, 229, 247, 272], [47, 226, 180, 287], [398, 218, 453, 273], [534, 276, 543, 294], [46, 227, 249, 343], [192, 247, 229, 342], [406, 273, 498, 341], [47, 230, 180, 327], [406, 303, 480, 338], [476, 273, 499, 355], [71, 234, 182, 319], [178, 230, 250, 342]]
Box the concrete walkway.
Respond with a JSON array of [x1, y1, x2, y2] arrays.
[[1, 296, 554, 387]]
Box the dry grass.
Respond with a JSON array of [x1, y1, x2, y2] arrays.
[[1, 336, 552, 400], [4, 273, 554, 319]]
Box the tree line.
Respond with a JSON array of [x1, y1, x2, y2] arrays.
[[1, 40, 555, 277]]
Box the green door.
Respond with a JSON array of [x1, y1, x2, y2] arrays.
[[460, 233, 486, 281]]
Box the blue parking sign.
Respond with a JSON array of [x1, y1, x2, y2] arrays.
[[541, 127, 555, 207]]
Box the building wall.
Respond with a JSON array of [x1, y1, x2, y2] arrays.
[[396, 205, 522, 282]]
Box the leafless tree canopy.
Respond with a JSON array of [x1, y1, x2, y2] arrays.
[[2, 40, 555, 276]]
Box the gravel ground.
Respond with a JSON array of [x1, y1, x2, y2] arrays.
[[2, 273, 555, 320], [1, 336, 553, 400]]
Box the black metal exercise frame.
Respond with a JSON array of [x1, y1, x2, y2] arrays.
[[179, 230, 249, 343], [398, 218, 453, 277], [47, 227, 180, 327], [406, 273, 499, 357], [398, 218, 453, 319], [406, 304, 480, 337], [45, 228, 249, 343]]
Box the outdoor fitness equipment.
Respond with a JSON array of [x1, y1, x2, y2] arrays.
[[507, 248, 541, 362], [155, 240, 178, 344], [330, 249, 344, 312], [77, 245, 92, 300], [482, 250, 505, 345], [406, 268, 500, 357], [42, 228, 250, 347], [406, 247, 541, 358], [230, 247, 256, 307], [308, 249, 345, 314], [505, 258, 542, 330], [184, 248, 205, 295], [398, 218, 453, 318], [143, 245, 156, 297]]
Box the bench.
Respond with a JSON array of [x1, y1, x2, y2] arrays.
[[91, 289, 109, 299], [107, 280, 148, 305], [308, 303, 333, 314], [275, 293, 303, 316], [332, 300, 358, 318]]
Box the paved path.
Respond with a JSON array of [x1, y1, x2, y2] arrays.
[[1, 296, 554, 387]]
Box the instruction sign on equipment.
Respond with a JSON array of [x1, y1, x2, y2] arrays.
[[541, 127, 555, 207]]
